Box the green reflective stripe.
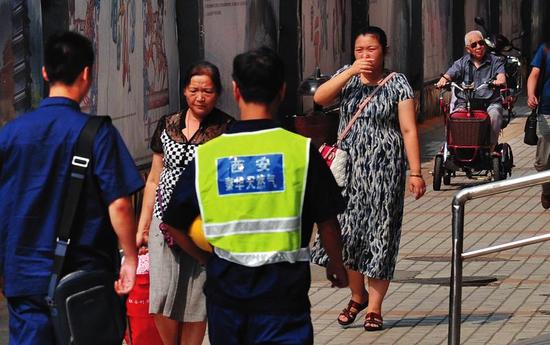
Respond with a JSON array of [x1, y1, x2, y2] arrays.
[[208, 231, 301, 253], [203, 217, 300, 238], [214, 247, 311, 267]]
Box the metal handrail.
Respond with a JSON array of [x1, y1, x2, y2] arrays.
[[449, 170, 550, 345]]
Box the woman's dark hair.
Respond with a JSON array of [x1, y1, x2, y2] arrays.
[[44, 31, 94, 85], [232, 46, 284, 104], [183, 61, 223, 94], [354, 26, 388, 55]]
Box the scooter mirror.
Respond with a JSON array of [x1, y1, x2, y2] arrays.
[[474, 16, 485, 26], [484, 38, 496, 49]]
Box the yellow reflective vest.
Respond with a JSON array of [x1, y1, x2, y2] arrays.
[[195, 127, 310, 267]]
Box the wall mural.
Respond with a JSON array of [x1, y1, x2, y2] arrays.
[[69, 0, 179, 166], [143, 0, 169, 112], [301, 0, 350, 113], [202, 0, 279, 117], [111, 0, 135, 93], [69, 0, 100, 114], [302, 0, 349, 79]]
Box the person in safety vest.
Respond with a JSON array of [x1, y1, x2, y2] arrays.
[[161, 46, 348, 345]]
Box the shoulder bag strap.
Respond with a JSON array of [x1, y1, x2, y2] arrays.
[[337, 72, 397, 145], [46, 116, 110, 304]]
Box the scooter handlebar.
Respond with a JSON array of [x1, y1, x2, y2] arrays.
[[435, 75, 498, 95], [437, 81, 466, 92]]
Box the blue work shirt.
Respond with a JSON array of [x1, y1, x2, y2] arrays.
[[0, 97, 144, 297], [163, 119, 344, 313], [446, 53, 505, 105], [531, 43, 550, 114]]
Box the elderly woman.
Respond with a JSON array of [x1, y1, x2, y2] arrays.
[[311, 26, 425, 331], [137, 61, 234, 345]]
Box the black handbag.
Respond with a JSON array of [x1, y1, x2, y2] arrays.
[[524, 110, 539, 145], [45, 116, 126, 345]]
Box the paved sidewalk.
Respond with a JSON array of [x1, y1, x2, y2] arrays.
[[307, 102, 550, 344], [2, 101, 549, 345]]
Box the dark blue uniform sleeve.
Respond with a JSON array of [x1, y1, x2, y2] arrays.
[[163, 162, 200, 231], [92, 123, 144, 205], [531, 44, 545, 68]]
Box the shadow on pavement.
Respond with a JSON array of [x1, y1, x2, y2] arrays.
[[387, 312, 512, 328]]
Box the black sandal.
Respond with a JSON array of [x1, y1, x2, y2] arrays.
[[337, 299, 369, 327], [364, 312, 383, 331]]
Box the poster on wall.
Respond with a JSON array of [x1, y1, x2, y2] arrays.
[[301, 0, 350, 82], [202, 0, 279, 117], [69, 0, 179, 166], [423, 0, 451, 81]]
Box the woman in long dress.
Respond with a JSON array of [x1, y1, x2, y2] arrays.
[[311, 26, 426, 331]]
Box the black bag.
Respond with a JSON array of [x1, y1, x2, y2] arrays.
[[46, 116, 126, 345], [51, 271, 126, 345], [524, 110, 539, 146]]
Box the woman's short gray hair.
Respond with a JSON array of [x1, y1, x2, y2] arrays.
[[464, 30, 484, 46]]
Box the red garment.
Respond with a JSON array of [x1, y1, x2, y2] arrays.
[[125, 273, 163, 345]]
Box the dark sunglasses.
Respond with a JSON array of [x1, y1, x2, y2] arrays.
[[469, 40, 485, 49]]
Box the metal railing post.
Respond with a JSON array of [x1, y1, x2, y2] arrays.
[[449, 199, 465, 345], [446, 170, 550, 344]]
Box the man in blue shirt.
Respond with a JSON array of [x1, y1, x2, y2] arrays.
[[162, 47, 348, 345], [527, 42, 550, 209], [0, 31, 144, 344], [436, 30, 507, 148]]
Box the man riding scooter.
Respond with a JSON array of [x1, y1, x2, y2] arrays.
[[436, 30, 506, 150]]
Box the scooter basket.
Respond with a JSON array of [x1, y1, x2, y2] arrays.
[[448, 110, 491, 147]]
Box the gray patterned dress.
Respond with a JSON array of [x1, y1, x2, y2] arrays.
[[311, 67, 413, 280]]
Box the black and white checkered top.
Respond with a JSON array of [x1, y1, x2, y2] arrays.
[[150, 108, 234, 218]]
